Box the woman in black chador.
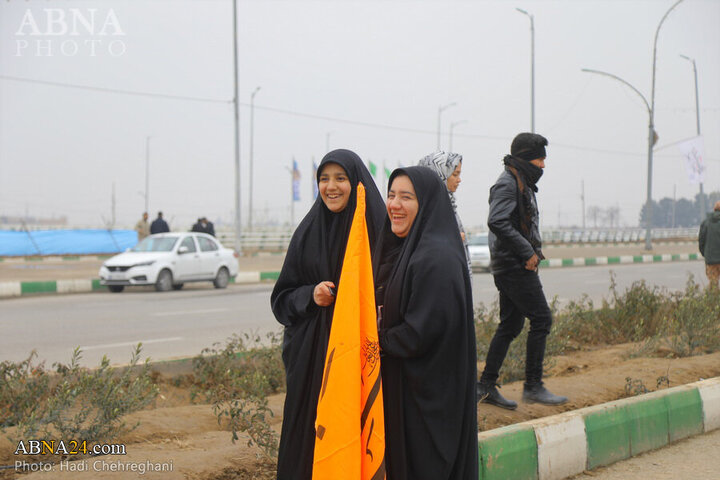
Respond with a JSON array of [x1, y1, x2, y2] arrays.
[[270, 149, 386, 480], [373, 166, 478, 480]]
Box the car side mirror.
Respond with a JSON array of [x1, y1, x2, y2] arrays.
[[178, 246, 189, 254]]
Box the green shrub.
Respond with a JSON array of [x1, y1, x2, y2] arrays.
[[191, 331, 284, 459], [1, 345, 158, 445]]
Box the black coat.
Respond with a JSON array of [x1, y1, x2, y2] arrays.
[[270, 150, 386, 480], [487, 167, 543, 275], [375, 166, 478, 480], [150, 218, 169, 234]]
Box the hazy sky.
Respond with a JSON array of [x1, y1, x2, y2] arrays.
[[1, 0, 719, 230]]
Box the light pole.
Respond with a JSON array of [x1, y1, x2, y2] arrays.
[[249, 86, 261, 230], [679, 53, 705, 220], [436, 102, 456, 150], [231, 0, 242, 254], [326, 131, 332, 153], [582, 0, 685, 251], [144, 136, 151, 213], [581, 68, 654, 250], [448, 120, 467, 152], [516, 7, 535, 133]]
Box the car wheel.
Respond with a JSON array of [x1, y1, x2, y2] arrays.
[[108, 285, 124, 293], [155, 269, 173, 292], [213, 267, 229, 289], [172, 283, 184, 291]]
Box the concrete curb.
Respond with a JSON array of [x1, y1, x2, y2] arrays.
[[477, 377, 720, 480], [539, 252, 700, 268], [0, 253, 702, 298], [0, 273, 280, 298]]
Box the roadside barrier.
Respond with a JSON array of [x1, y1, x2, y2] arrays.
[[478, 377, 720, 480]]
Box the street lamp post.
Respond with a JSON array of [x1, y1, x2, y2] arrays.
[[516, 7, 535, 133], [231, 0, 242, 254], [448, 120, 467, 152], [249, 86, 261, 230], [326, 132, 332, 153], [582, 0, 685, 251], [436, 102, 456, 150], [144, 136, 151, 213], [581, 68, 654, 250], [679, 53, 705, 220]]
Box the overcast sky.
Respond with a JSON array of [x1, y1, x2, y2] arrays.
[[1, 0, 719, 231]]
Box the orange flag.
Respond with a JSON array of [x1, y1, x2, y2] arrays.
[[312, 183, 386, 480]]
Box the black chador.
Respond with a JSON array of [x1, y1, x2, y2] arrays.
[[373, 166, 478, 480], [270, 149, 385, 480]]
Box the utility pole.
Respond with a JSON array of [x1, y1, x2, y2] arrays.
[[144, 136, 151, 213], [249, 86, 261, 230], [436, 102, 456, 150], [679, 54, 705, 221], [581, 179, 586, 230], [232, 0, 242, 254], [516, 7, 535, 132], [111, 182, 116, 227]]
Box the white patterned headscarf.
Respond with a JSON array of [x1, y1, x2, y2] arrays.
[[418, 151, 472, 279]]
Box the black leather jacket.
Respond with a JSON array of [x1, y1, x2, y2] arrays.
[[487, 168, 544, 275]]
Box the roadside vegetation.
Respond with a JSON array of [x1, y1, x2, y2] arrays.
[[475, 272, 720, 383]]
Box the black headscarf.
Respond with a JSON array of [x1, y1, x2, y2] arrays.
[[373, 166, 478, 480], [270, 149, 386, 480]]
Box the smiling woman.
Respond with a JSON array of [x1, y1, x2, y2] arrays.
[[270, 149, 386, 480]]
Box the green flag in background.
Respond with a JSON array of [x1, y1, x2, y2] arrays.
[[384, 166, 391, 179], [368, 161, 377, 177]]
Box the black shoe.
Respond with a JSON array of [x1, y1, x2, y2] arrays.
[[522, 383, 568, 405], [477, 382, 518, 410]]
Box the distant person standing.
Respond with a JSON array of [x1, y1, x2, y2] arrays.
[[201, 217, 215, 237], [135, 212, 150, 242], [191, 218, 204, 232], [699, 201, 720, 288], [150, 211, 170, 234], [477, 132, 568, 410]]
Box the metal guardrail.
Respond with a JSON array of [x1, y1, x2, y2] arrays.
[[218, 227, 698, 253]]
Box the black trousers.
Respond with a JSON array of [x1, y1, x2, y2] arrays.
[[480, 268, 552, 386]]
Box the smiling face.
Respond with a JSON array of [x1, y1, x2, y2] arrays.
[[387, 174, 419, 238], [446, 162, 462, 192], [318, 162, 352, 213]]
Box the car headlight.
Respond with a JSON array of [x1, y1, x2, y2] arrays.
[[133, 260, 156, 267]]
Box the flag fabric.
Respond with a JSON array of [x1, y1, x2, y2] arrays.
[[384, 166, 391, 179], [312, 160, 319, 199], [678, 136, 705, 184], [312, 183, 386, 480], [292, 158, 301, 201], [368, 161, 377, 177]]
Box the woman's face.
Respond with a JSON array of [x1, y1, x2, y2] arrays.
[[446, 162, 462, 193], [387, 175, 419, 238], [318, 163, 352, 213]]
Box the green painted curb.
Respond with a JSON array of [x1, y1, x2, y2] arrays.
[[608, 256, 621, 264], [672, 254, 681, 261], [478, 424, 538, 480], [627, 395, 669, 455], [62, 256, 81, 261], [561, 258, 574, 267], [539, 259, 549, 267], [260, 271, 280, 281], [666, 389, 704, 442], [91, 279, 104, 290], [21, 281, 57, 294], [585, 257, 597, 266], [653, 255, 663, 262], [689, 253, 699, 260], [633, 255, 644, 263], [585, 406, 631, 469], [24, 256, 43, 262]]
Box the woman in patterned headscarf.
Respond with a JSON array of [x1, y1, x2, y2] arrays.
[[418, 151, 472, 277]]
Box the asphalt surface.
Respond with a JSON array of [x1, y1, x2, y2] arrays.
[[1, 260, 705, 367]]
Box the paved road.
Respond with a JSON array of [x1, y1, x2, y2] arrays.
[[0, 261, 705, 367], [571, 428, 720, 479]]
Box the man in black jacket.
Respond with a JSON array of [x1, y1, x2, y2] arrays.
[[150, 211, 170, 234], [477, 132, 568, 409]]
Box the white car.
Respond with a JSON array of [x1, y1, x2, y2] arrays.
[[99, 233, 239, 293], [468, 233, 491, 272]]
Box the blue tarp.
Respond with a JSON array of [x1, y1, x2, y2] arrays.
[[0, 230, 138, 256]]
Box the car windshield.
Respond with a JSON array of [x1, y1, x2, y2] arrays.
[[469, 235, 489, 246], [131, 236, 178, 252]]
